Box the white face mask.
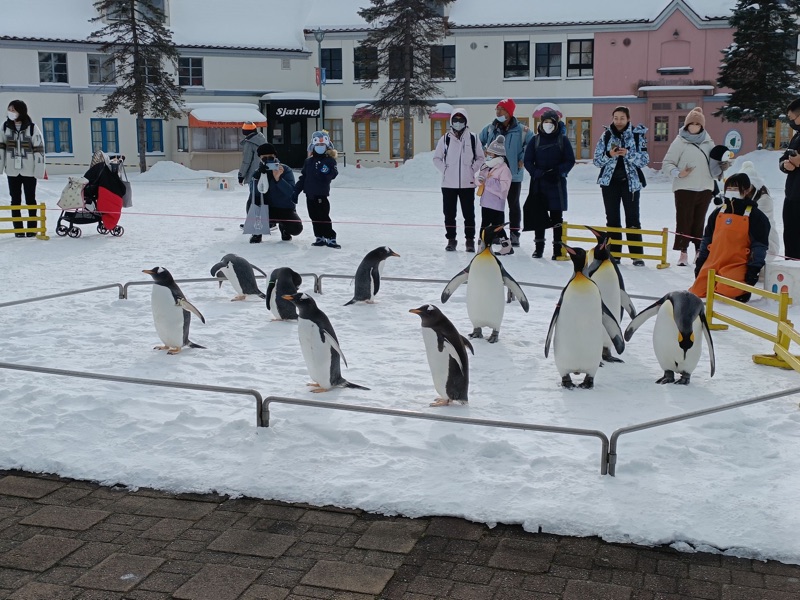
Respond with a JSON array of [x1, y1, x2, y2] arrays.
[[7, 111, 18, 121], [542, 123, 555, 134], [485, 156, 504, 169], [451, 121, 465, 132], [496, 115, 507, 123], [725, 191, 741, 199]]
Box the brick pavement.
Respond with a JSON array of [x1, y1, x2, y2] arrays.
[[0, 470, 798, 599]]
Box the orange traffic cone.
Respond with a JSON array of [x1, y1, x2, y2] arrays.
[[43, 169, 48, 180]]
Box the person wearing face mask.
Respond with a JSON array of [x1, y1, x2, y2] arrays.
[[778, 98, 800, 259], [476, 135, 513, 255], [593, 106, 649, 266], [661, 107, 722, 266], [0, 100, 46, 238], [522, 109, 576, 259], [739, 161, 780, 262], [237, 121, 267, 224], [689, 173, 770, 303], [433, 108, 484, 252], [293, 130, 340, 248], [248, 143, 303, 244], [478, 99, 532, 248]]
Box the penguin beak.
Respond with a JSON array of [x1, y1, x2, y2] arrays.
[[494, 222, 510, 233], [391, 251, 400, 257], [142, 269, 154, 275], [678, 331, 694, 356], [560, 242, 576, 256], [409, 308, 421, 314]]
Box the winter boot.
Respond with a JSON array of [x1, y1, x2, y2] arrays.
[[281, 230, 292, 241], [532, 240, 545, 259], [510, 231, 521, 247], [249, 234, 262, 244], [312, 237, 327, 247], [465, 239, 475, 253], [327, 238, 341, 249], [551, 243, 562, 260], [445, 239, 457, 252]]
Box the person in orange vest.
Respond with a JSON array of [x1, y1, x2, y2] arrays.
[[689, 173, 770, 303]]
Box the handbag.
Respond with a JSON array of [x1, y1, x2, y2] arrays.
[[118, 163, 133, 208], [243, 188, 270, 235], [57, 176, 89, 210]]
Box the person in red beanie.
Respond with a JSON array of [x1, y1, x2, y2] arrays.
[[479, 98, 532, 248]]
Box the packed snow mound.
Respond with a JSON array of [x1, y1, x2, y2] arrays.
[[135, 161, 236, 182]]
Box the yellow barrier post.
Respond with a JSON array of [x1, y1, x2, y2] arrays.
[[773, 322, 800, 372], [0, 203, 49, 240], [705, 269, 728, 331], [558, 222, 669, 268]]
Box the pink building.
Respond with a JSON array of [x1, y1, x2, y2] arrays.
[[592, 3, 758, 166]]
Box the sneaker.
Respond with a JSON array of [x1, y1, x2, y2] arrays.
[[25, 233, 36, 238], [14, 233, 25, 238], [312, 237, 327, 247], [445, 239, 457, 252], [249, 234, 262, 244], [281, 231, 292, 241], [632, 259, 645, 267], [677, 251, 689, 266], [465, 240, 475, 253], [327, 238, 341, 249]]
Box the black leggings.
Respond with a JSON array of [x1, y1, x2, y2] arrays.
[[442, 187, 476, 241], [7, 175, 38, 231]]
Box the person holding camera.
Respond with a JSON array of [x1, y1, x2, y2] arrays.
[[593, 106, 649, 265], [779, 98, 800, 259], [248, 143, 303, 244]]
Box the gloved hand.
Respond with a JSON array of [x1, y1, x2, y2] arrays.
[[543, 169, 560, 183], [735, 292, 752, 303], [745, 267, 760, 287], [237, 174, 244, 185]]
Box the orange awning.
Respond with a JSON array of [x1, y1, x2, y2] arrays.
[[188, 106, 267, 129]]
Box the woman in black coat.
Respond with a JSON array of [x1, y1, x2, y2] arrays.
[[522, 110, 576, 259]]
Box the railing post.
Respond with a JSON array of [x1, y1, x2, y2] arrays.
[[657, 228, 669, 269]]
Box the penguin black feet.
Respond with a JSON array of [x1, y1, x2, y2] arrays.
[[601, 348, 625, 363], [487, 330, 500, 343], [675, 373, 691, 385], [561, 375, 575, 389], [468, 327, 483, 339], [655, 370, 675, 384], [578, 375, 594, 389]]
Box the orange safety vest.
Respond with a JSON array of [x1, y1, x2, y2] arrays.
[[689, 205, 752, 298]]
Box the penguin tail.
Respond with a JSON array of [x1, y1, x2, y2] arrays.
[[343, 381, 370, 391], [344, 298, 356, 306], [187, 341, 206, 349], [257, 292, 267, 299]]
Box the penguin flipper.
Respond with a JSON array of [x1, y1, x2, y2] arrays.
[[370, 266, 381, 296], [499, 267, 529, 312], [601, 302, 625, 354], [461, 336, 475, 355], [699, 312, 716, 377], [178, 298, 206, 324], [266, 279, 275, 309], [441, 268, 470, 303], [250, 263, 269, 279], [620, 288, 637, 319], [210, 261, 226, 278], [623, 298, 664, 341], [544, 301, 562, 358], [321, 328, 347, 368]]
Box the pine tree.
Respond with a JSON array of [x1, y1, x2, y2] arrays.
[[89, 0, 184, 172], [357, 0, 455, 161], [715, 0, 800, 122]]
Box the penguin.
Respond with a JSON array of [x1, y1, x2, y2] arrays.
[[584, 226, 637, 363], [409, 304, 475, 407], [624, 290, 715, 385], [266, 267, 303, 321], [210, 254, 268, 301], [344, 246, 400, 306], [544, 244, 625, 389], [441, 224, 529, 343], [142, 267, 206, 355], [282, 293, 370, 392]]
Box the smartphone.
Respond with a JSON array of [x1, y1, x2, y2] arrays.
[[264, 162, 280, 170]]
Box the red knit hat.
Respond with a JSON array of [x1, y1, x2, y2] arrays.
[[496, 98, 516, 117]]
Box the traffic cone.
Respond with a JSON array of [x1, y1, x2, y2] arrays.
[[43, 169, 48, 180]]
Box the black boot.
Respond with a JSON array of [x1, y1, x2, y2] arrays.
[[249, 234, 262, 244], [552, 243, 562, 260], [532, 240, 545, 259]]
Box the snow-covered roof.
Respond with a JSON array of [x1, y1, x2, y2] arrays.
[[261, 92, 327, 102], [186, 103, 266, 125]]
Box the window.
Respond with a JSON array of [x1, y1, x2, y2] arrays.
[[90, 118, 119, 153], [431, 118, 448, 149], [354, 46, 378, 81], [534, 43, 561, 78], [42, 118, 72, 154], [389, 47, 413, 80], [504, 41, 529, 78], [653, 116, 669, 142], [390, 118, 412, 159], [566, 117, 591, 160], [177, 126, 188, 152], [39, 52, 68, 84], [517, 117, 529, 130], [676, 102, 696, 110], [87, 54, 115, 85], [178, 57, 203, 87], [321, 48, 342, 81], [567, 39, 593, 77], [652, 102, 672, 110], [323, 119, 343, 151], [191, 128, 239, 151], [430, 45, 456, 79], [355, 119, 379, 152], [762, 119, 793, 149], [137, 119, 163, 153]]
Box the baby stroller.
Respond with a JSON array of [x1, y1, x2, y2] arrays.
[[56, 151, 127, 238]]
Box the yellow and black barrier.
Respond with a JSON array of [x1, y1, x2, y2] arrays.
[[704, 269, 798, 368], [556, 222, 670, 268], [0, 203, 49, 240]]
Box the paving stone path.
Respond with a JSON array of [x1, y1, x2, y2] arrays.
[[0, 470, 798, 599]]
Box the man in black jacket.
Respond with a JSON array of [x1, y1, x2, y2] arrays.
[[248, 143, 303, 244], [779, 98, 800, 259]]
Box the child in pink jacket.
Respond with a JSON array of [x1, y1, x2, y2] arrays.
[[476, 135, 513, 254]]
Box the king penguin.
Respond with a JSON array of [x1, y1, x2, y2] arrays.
[[409, 304, 474, 407], [266, 267, 303, 321], [441, 224, 529, 343], [143, 267, 206, 355], [345, 246, 400, 306], [283, 293, 370, 392], [585, 226, 637, 363], [545, 244, 624, 389], [624, 290, 715, 385], [210, 254, 268, 301]]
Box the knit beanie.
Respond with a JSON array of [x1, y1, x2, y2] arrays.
[[496, 98, 516, 117], [541, 109, 560, 124], [739, 161, 765, 190], [684, 108, 705, 129], [486, 135, 507, 156], [310, 130, 333, 149], [257, 143, 276, 156]]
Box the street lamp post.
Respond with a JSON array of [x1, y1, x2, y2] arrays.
[[314, 28, 325, 129]]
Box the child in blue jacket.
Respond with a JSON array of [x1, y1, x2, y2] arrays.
[[293, 130, 340, 248]]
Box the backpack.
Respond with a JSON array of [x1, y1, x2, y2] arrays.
[[602, 128, 647, 188], [444, 131, 477, 163]]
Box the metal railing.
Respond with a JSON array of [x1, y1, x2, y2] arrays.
[[0, 284, 125, 308]]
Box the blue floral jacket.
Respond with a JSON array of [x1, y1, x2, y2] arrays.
[[593, 124, 649, 192]]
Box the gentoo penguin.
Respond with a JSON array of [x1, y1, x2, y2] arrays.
[[409, 304, 474, 407], [210, 254, 268, 301], [585, 226, 637, 363], [344, 246, 400, 306], [624, 290, 715, 385], [282, 293, 370, 392], [544, 244, 624, 389], [142, 267, 206, 355], [441, 225, 529, 343], [266, 267, 302, 321]]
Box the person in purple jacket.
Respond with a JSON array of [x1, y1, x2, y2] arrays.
[[433, 108, 485, 252]]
